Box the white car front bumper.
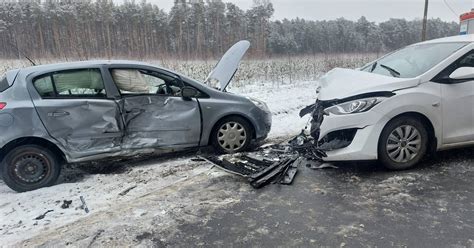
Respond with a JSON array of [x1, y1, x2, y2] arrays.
[[319, 109, 390, 161]]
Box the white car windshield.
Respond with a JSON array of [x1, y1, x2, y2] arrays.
[[362, 42, 468, 78]]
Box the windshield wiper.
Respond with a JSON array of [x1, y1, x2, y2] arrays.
[[370, 62, 377, 72], [379, 64, 401, 78]]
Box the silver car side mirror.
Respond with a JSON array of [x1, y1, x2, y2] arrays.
[[181, 87, 199, 100]]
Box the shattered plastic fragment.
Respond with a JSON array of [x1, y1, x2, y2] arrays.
[[33, 210, 53, 220]]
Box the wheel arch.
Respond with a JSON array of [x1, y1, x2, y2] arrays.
[[208, 114, 256, 145], [379, 112, 437, 154], [0, 137, 67, 164]]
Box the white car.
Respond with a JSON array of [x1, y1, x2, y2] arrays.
[[309, 35, 474, 170]]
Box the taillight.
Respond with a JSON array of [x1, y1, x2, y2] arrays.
[[0, 102, 6, 110]]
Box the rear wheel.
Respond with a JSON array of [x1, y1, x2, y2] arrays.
[[212, 116, 253, 154], [378, 116, 428, 170], [1, 145, 61, 192]]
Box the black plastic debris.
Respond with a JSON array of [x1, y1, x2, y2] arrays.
[[80, 196, 89, 213], [254, 156, 300, 188], [201, 131, 329, 189], [34, 210, 53, 220], [119, 185, 137, 196], [61, 200, 73, 209]]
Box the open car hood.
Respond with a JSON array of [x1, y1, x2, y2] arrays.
[[317, 68, 420, 101], [205, 40, 250, 91]]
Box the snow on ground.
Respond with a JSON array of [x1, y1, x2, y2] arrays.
[[0, 80, 318, 245], [230, 81, 318, 139]]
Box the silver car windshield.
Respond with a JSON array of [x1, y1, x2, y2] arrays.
[[362, 42, 468, 78]]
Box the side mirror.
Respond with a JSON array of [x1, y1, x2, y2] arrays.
[[449, 67, 474, 80], [181, 86, 199, 100]]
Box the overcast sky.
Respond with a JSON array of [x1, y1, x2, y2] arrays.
[[124, 0, 473, 23]]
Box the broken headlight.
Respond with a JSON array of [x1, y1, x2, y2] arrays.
[[324, 97, 385, 115]]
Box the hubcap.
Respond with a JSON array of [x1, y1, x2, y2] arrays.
[[217, 122, 247, 153], [12, 153, 49, 184], [386, 125, 422, 163]]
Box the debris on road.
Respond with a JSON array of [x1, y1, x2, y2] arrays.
[[306, 161, 339, 170], [79, 196, 89, 213], [201, 131, 331, 188], [33, 210, 53, 220], [119, 185, 137, 197], [61, 200, 73, 209]]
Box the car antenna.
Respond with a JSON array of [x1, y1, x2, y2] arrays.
[[7, 40, 37, 66]]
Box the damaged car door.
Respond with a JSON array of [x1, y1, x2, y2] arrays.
[[109, 67, 201, 149], [31, 68, 123, 157]]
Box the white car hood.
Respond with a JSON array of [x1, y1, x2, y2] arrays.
[[205, 40, 250, 91], [317, 68, 420, 101]]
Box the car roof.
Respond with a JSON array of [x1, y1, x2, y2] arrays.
[[16, 60, 160, 75], [418, 34, 474, 45]]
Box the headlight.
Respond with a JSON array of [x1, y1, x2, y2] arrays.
[[325, 97, 385, 115], [247, 97, 269, 110]]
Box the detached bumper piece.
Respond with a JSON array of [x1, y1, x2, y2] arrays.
[[201, 139, 326, 189]]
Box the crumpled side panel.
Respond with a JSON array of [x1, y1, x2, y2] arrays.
[[33, 99, 122, 156], [120, 95, 201, 149]]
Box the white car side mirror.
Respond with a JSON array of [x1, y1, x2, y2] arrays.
[[449, 67, 474, 80]]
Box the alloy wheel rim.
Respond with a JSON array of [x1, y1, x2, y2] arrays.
[[386, 125, 422, 163], [217, 122, 247, 153]]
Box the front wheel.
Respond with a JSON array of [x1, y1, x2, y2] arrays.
[[378, 116, 428, 170], [211, 116, 253, 154], [1, 145, 61, 192]]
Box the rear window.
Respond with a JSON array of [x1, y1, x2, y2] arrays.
[[33, 69, 107, 98], [0, 76, 9, 92]]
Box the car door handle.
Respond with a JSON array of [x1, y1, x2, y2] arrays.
[[48, 111, 70, 117]]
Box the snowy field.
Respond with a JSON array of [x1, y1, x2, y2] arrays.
[[0, 54, 377, 85], [0, 79, 319, 245]]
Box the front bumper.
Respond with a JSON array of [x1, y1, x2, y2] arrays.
[[252, 107, 272, 141], [315, 105, 389, 161]]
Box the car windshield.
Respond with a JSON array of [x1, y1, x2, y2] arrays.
[[362, 42, 468, 78]]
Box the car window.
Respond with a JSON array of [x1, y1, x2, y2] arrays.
[[457, 52, 474, 67], [111, 69, 183, 96], [0, 75, 9, 92], [53, 69, 106, 96], [362, 42, 467, 78], [34, 69, 106, 98], [434, 50, 474, 83], [34, 75, 55, 97]]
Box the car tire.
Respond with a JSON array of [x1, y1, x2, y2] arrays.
[[1, 145, 61, 192], [378, 116, 428, 170], [211, 116, 253, 154]]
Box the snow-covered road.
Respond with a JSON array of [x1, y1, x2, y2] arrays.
[[0, 81, 318, 245]]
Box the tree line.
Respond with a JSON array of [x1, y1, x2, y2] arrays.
[[0, 0, 460, 60]]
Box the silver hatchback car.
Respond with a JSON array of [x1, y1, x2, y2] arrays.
[[0, 41, 272, 192]]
